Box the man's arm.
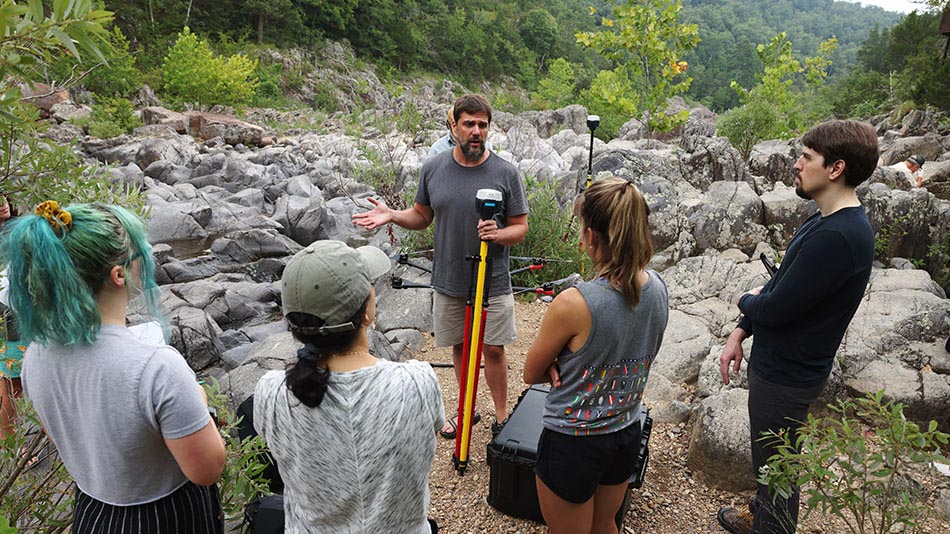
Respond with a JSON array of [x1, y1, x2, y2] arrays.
[[352, 199, 434, 231], [718, 326, 749, 384], [739, 230, 854, 327], [477, 213, 527, 246]]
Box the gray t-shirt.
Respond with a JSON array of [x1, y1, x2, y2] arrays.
[[254, 359, 445, 534], [21, 324, 210, 506], [415, 150, 528, 298], [543, 272, 669, 435]]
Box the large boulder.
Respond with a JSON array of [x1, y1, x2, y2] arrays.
[[146, 198, 209, 244], [680, 136, 753, 192], [210, 228, 303, 264], [687, 181, 767, 254], [760, 183, 818, 245], [880, 133, 947, 166], [168, 305, 224, 370], [662, 253, 766, 309], [135, 132, 200, 169], [652, 310, 714, 386], [519, 105, 590, 137], [686, 388, 755, 491], [838, 269, 950, 429], [140, 106, 189, 132], [20, 83, 69, 118], [861, 184, 950, 268], [748, 139, 800, 189], [591, 145, 685, 251], [183, 111, 269, 147]]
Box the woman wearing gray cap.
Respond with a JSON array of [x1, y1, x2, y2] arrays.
[[253, 240, 445, 533]]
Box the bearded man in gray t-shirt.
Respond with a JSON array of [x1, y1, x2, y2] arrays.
[[353, 93, 528, 438]]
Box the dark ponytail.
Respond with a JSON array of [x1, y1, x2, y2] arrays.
[[285, 343, 331, 408], [283, 301, 368, 408]]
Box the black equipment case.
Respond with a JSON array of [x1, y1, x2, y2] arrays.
[[486, 385, 652, 527]]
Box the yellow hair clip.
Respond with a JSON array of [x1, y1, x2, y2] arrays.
[[34, 200, 73, 234]]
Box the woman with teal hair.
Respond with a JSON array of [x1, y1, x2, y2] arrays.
[[2, 201, 226, 533]]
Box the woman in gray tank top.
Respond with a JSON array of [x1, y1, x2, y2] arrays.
[[524, 177, 669, 533]]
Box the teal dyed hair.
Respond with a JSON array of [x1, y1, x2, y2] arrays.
[[1, 203, 165, 346]]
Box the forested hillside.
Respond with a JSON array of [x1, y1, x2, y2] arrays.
[[681, 0, 900, 110], [105, 0, 902, 108]]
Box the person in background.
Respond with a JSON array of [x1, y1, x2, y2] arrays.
[[428, 105, 495, 158], [428, 107, 458, 157], [524, 177, 669, 534], [887, 154, 925, 188], [254, 240, 444, 533], [0, 195, 25, 439], [5, 201, 226, 533], [354, 93, 528, 439], [717, 120, 878, 534]]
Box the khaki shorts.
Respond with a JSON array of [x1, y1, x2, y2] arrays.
[[432, 292, 516, 347]]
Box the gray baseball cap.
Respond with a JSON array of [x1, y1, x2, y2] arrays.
[[907, 154, 925, 168], [281, 240, 391, 335]]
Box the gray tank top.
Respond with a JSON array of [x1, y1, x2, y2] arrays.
[[542, 271, 669, 435]]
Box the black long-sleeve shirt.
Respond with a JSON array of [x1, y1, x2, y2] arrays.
[[737, 206, 874, 387]]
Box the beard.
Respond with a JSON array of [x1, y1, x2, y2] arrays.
[[460, 138, 485, 162], [795, 184, 812, 200], [794, 176, 812, 200]]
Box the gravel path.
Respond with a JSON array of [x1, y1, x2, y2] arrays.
[[416, 299, 944, 534]]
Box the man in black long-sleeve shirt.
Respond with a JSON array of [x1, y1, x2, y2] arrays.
[[717, 120, 879, 534]]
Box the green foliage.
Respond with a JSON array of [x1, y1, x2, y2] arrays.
[[511, 175, 588, 288], [532, 58, 576, 109], [520, 8, 559, 59], [88, 95, 142, 139], [0, 0, 111, 122], [0, 0, 147, 216], [716, 97, 785, 160], [45, 25, 143, 98], [204, 380, 273, 528], [0, 398, 74, 530], [162, 27, 260, 109], [874, 214, 910, 262], [759, 391, 949, 534], [680, 0, 900, 111], [719, 32, 836, 153], [577, 0, 699, 136], [81, 26, 142, 97], [833, 10, 948, 118]]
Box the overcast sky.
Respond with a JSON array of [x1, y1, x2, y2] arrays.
[[842, 0, 928, 13]]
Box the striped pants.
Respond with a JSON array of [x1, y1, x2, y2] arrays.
[[73, 482, 223, 534]]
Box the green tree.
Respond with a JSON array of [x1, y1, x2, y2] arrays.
[[162, 27, 259, 108], [719, 32, 836, 154], [521, 8, 559, 62], [576, 0, 700, 137], [532, 57, 576, 109], [0, 0, 148, 213]]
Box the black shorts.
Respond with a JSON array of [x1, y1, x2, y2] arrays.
[[533, 422, 641, 504]]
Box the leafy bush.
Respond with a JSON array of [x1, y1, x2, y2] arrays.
[[162, 27, 260, 109], [716, 97, 785, 160], [532, 58, 576, 110], [759, 391, 948, 534], [84, 26, 143, 98], [0, 399, 73, 530], [204, 380, 273, 528], [511, 174, 588, 289], [88, 96, 142, 139]]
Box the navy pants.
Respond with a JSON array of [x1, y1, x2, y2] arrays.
[[748, 370, 825, 534]]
